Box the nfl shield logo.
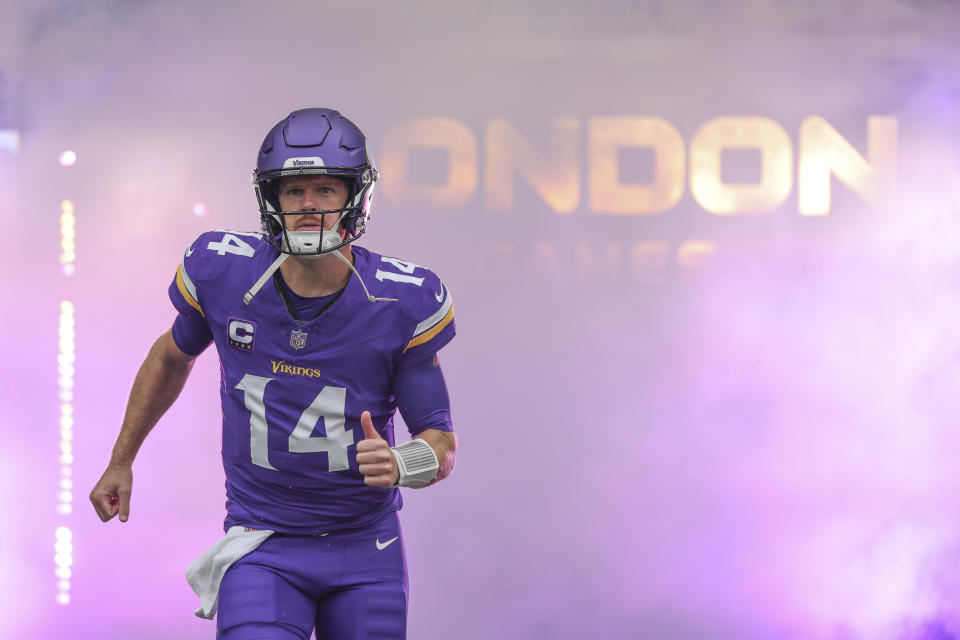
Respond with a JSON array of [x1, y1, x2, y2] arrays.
[[290, 328, 307, 350]]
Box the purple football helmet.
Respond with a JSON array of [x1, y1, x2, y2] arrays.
[[253, 108, 378, 256]]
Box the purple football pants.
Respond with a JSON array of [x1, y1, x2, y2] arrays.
[[216, 511, 407, 640]]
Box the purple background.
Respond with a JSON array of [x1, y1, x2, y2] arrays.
[[2, 1, 960, 639]]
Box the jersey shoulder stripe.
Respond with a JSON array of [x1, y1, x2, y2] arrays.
[[358, 248, 456, 359], [175, 261, 203, 315], [404, 288, 453, 352], [171, 230, 269, 317]]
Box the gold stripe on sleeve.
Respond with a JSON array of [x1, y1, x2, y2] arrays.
[[176, 266, 204, 316], [403, 306, 454, 352]]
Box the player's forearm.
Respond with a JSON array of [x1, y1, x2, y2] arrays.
[[414, 429, 457, 486], [109, 331, 196, 466]]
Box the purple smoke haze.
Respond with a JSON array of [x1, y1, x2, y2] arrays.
[[1, 1, 959, 639]]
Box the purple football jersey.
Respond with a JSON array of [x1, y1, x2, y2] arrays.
[[168, 230, 455, 534]]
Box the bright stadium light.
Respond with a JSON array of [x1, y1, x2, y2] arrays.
[[59, 150, 77, 167], [56, 305, 75, 605]]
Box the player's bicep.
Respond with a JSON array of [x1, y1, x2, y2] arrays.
[[394, 355, 452, 436]]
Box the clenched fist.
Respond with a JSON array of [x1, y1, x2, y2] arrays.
[[90, 464, 133, 522]]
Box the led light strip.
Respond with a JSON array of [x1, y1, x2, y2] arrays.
[[56, 300, 75, 604], [60, 200, 76, 276]]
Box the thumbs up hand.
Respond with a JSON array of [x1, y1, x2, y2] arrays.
[[356, 411, 399, 488]]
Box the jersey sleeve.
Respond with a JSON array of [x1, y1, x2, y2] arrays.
[[167, 235, 214, 354], [168, 237, 206, 317], [395, 355, 452, 435], [171, 309, 213, 355], [397, 271, 456, 369]]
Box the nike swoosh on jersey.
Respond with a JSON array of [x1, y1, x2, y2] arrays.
[[434, 283, 444, 303], [376, 536, 399, 551], [185, 246, 195, 257]]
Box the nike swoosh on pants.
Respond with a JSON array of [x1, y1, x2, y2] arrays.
[[376, 536, 399, 551]]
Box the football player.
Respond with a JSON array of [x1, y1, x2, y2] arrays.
[[90, 108, 457, 639]]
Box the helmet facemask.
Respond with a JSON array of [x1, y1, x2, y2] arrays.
[[254, 166, 377, 258]]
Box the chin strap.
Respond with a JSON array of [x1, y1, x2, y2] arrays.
[[243, 253, 289, 305], [243, 249, 397, 306], [331, 250, 398, 303]]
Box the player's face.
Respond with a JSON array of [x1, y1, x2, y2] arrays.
[[278, 175, 350, 231]]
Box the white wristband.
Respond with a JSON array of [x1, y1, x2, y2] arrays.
[[390, 439, 439, 488]]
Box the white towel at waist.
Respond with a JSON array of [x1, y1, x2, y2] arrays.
[[185, 525, 275, 619]]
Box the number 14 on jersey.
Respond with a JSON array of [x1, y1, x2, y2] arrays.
[[236, 374, 355, 472]]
